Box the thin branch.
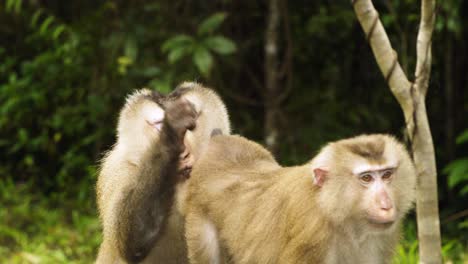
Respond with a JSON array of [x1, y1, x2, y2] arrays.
[[414, 0, 436, 96], [265, 0, 280, 100], [352, 0, 412, 110], [264, 0, 281, 154], [442, 209, 468, 223]]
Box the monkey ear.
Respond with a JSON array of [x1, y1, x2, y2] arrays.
[[313, 168, 328, 187]]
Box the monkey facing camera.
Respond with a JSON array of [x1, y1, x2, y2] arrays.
[[184, 134, 416, 264]]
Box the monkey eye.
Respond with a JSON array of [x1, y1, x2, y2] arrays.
[[359, 173, 373, 184], [382, 170, 393, 180]]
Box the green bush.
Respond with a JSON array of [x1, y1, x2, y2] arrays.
[[0, 178, 101, 263]]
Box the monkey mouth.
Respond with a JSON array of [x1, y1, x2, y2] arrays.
[[367, 218, 395, 229]]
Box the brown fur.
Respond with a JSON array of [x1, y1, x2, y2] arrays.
[[96, 82, 231, 263], [185, 134, 416, 264]]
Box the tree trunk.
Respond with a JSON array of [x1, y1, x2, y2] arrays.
[[352, 0, 442, 263], [264, 0, 280, 155], [412, 91, 442, 264]]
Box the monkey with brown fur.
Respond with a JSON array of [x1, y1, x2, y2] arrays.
[[184, 134, 416, 264], [96, 82, 231, 263]]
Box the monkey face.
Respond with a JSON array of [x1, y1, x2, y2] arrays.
[[312, 134, 416, 231], [354, 166, 397, 229]]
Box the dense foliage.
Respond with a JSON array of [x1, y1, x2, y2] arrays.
[[0, 0, 467, 262]]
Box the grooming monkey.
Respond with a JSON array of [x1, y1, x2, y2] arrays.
[[184, 134, 416, 264], [96, 82, 231, 263]]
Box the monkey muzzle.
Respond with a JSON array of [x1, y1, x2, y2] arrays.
[[366, 209, 396, 228]]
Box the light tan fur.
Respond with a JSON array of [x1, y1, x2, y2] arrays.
[[96, 82, 230, 263], [185, 134, 416, 264]]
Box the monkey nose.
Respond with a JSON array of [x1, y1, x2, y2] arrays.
[[380, 199, 393, 211], [377, 191, 393, 210]]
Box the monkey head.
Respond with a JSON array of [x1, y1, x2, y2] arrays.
[[115, 83, 230, 177], [116, 89, 166, 153], [168, 82, 231, 163], [310, 134, 416, 231]]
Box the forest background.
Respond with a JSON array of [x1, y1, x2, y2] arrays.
[[0, 0, 467, 263]]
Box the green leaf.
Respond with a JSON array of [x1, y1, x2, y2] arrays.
[[459, 219, 468, 229], [117, 56, 133, 75], [18, 128, 28, 143], [124, 37, 138, 62], [52, 25, 66, 40], [456, 129, 468, 144], [8, 0, 22, 13], [204, 36, 237, 55], [149, 77, 172, 94], [444, 158, 468, 188], [197, 12, 227, 36], [461, 185, 468, 195], [435, 19, 444, 33], [161, 35, 193, 53], [140, 66, 161, 77], [39, 16, 54, 36], [24, 155, 34, 166], [168, 45, 191, 64], [447, 17, 460, 33], [31, 9, 42, 27], [381, 14, 395, 27], [408, 14, 419, 23], [6, 0, 15, 13], [117, 56, 133, 66], [193, 46, 213, 77]]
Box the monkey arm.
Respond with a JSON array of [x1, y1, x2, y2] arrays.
[[114, 98, 195, 263], [114, 119, 184, 263]]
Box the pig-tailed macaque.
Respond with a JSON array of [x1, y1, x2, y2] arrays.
[[96, 82, 230, 263], [184, 134, 416, 264]]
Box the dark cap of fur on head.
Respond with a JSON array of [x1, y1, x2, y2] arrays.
[[345, 137, 385, 162]]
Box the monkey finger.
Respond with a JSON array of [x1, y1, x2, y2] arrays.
[[186, 118, 197, 131], [179, 147, 190, 160], [179, 167, 191, 180], [146, 120, 163, 131]]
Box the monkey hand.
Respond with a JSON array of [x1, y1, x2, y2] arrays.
[[164, 98, 197, 136], [163, 98, 197, 179]]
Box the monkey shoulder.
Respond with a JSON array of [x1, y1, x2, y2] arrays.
[[189, 135, 279, 202], [206, 135, 278, 167]]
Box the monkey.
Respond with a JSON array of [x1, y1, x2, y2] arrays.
[[184, 134, 416, 264], [96, 82, 231, 264]]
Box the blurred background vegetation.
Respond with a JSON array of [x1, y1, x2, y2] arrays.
[[0, 0, 467, 263]]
